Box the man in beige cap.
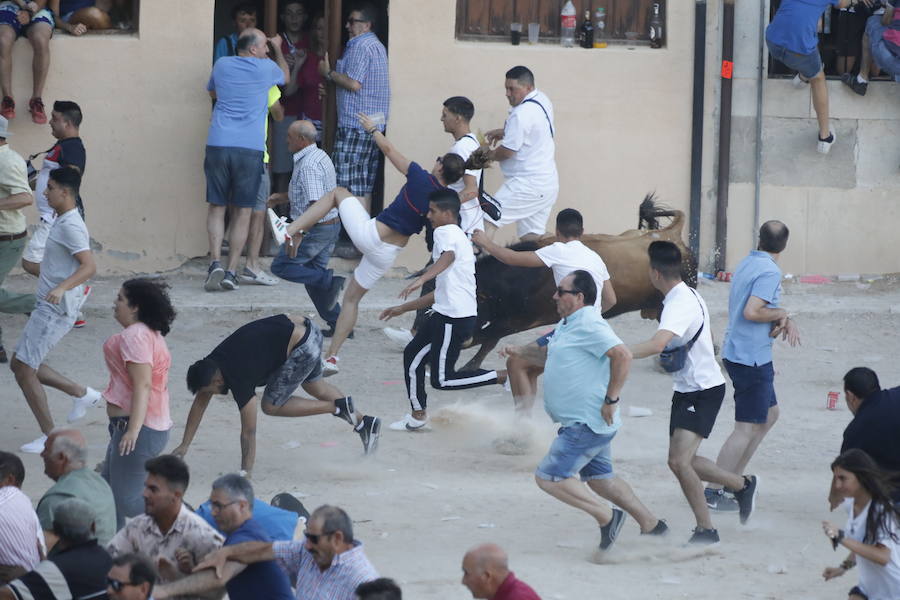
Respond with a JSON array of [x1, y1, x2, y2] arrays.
[[0, 114, 34, 363]]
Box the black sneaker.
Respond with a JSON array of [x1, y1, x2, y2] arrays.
[[323, 325, 354, 339], [204, 262, 225, 291], [0, 345, 7, 363], [840, 73, 868, 96], [641, 519, 669, 536], [688, 527, 720, 545], [270, 493, 310, 522], [324, 275, 346, 311], [599, 508, 626, 551], [356, 415, 381, 455], [220, 271, 239, 291], [732, 475, 759, 525], [334, 397, 358, 426]]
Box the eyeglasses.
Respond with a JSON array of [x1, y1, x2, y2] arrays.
[[106, 577, 136, 592], [304, 530, 335, 544], [210, 500, 238, 512], [347, 17, 368, 24], [555, 287, 581, 296]]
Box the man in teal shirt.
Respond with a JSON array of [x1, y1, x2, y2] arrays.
[[502, 270, 666, 553]]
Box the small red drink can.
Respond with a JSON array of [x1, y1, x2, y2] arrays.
[[827, 391, 839, 410]]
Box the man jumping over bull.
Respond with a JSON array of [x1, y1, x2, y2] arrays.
[[472, 209, 615, 416]]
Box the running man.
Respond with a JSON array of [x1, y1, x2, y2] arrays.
[[379, 190, 507, 431], [629, 241, 758, 544], [175, 314, 380, 478], [278, 112, 485, 376]]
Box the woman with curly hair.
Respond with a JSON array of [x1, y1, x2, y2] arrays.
[[101, 278, 176, 528], [823, 448, 900, 600]]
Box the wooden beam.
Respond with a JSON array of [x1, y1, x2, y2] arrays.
[[324, 0, 341, 153]]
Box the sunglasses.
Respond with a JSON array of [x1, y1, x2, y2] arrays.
[[106, 577, 136, 592], [347, 17, 368, 24], [555, 287, 581, 296], [304, 530, 335, 544]]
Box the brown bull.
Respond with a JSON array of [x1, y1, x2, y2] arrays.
[[461, 195, 695, 371]]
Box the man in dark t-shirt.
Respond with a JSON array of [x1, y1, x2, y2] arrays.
[[174, 314, 380, 477]]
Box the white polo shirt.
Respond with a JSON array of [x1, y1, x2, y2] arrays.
[[447, 133, 482, 194], [535, 240, 609, 309], [658, 282, 725, 393], [499, 89, 557, 187], [432, 223, 477, 318]]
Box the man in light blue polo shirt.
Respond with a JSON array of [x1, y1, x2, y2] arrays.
[[503, 270, 666, 553], [705, 220, 801, 512]]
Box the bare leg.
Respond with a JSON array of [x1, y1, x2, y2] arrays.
[[207, 205, 226, 262], [225, 207, 252, 273], [36, 363, 86, 397], [245, 209, 266, 273], [26, 23, 51, 99], [325, 277, 367, 358], [669, 429, 741, 530], [0, 25, 15, 99], [587, 476, 659, 533], [809, 70, 831, 139], [535, 475, 613, 526], [860, 32, 873, 79], [506, 354, 542, 416], [261, 395, 334, 418], [11, 358, 54, 434], [709, 406, 779, 489]]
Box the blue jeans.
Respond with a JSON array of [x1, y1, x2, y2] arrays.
[[271, 222, 341, 325], [867, 15, 900, 79]]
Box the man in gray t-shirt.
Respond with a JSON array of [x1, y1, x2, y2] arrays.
[[11, 167, 102, 455]]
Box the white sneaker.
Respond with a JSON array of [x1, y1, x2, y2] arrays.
[[389, 413, 429, 432], [817, 129, 836, 155], [323, 356, 339, 377], [267, 208, 292, 246], [239, 268, 279, 286], [67, 387, 103, 423], [383, 327, 413, 346], [20, 434, 48, 454], [791, 73, 809, 89]]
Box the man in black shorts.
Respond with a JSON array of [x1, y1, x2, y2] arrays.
[[173, 314, 380, 478], [629, 242, 757, 544]]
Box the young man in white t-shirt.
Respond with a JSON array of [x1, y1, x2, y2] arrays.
[[441, 96, 484, 235], [471, 208, 616, 416], [380, 190, 507, 431], [628, 241, 758, 545]]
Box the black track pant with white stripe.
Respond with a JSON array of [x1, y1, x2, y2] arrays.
[[404, 311, 498, 411]]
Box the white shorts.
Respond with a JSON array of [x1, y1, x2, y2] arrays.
[[459, 198, 485, 235], [338, 196, 402, 290], [22, 219, 52, 263], [486, 177, 558, 237], [13, 301, 76, 370]]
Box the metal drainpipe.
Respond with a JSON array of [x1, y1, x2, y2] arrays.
[[753, 0, 767, 247], [689, 0, 707, 264], [714, 0, 736, 273]]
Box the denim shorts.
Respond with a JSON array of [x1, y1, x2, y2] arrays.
[[0, 1, 54, 37], [867, 15, 900, 78], [261, 320, 324, 408], [204, 146, 264, 208], [766, 39, 823, 79], [723, 359, 777, 424], [536, 423, 616, 482]]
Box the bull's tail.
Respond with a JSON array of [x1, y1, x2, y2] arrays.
[[638, 192, 680, 230]]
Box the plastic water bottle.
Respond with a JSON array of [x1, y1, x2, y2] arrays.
[[560, 0, 576, 47], [593, 7, 607, 48]]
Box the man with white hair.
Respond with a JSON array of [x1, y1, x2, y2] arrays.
[[37, 428, 116, 545], [151, 474, 293, 600], [0, 498, 112, 600]]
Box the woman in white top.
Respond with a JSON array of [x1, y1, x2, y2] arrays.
[[822, 449, 900, 600]]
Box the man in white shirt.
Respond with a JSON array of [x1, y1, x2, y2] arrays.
[[0, 452, 44, 584], [441, 96, 483, 235], [380, 190, 507, 431], [483, 66, 557, 242], [628, 241, 758, 545], [472, 209, 615, 416]]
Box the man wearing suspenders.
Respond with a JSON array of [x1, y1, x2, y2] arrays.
[[484, 66, 558, 242]]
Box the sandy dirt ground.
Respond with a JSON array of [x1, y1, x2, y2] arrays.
[[2, 261, 899, 600]]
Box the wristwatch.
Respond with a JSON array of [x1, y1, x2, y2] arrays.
[[604, 396, 619, 405]]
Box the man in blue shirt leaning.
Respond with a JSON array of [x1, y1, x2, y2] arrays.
[[766, 0, 851, 154], [705, 221, 801, 511], [502, 270, 667, 552]]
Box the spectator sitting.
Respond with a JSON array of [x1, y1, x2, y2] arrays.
[[842, 0, 900, 95], [107, 553, 157, 600], [195, 504, 378, 600], [50, 0, 115, 34], [461, 544, 541, 600], [37, 427, 116, 547], [0, 451, 44, 584], [107, 455, 224, 595], [0, 497, 111, 600], [357, 578, 402, 600], [213, 2, 256, 63], [0, 0, 54, 123], [195, 492, 306, 542], [151, 474, 293, 600]]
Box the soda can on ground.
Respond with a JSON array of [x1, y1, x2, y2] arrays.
[[827, 391, 839, 410]]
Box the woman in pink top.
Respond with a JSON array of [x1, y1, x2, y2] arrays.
[[100, 278, 176, 528]]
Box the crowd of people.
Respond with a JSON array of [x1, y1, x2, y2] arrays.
[[1, 0, 900, 599]]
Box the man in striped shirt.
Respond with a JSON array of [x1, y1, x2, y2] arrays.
[[0, 452, 44, 584], [195, 504, 378, 600], [269, 120, 345, 334]]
